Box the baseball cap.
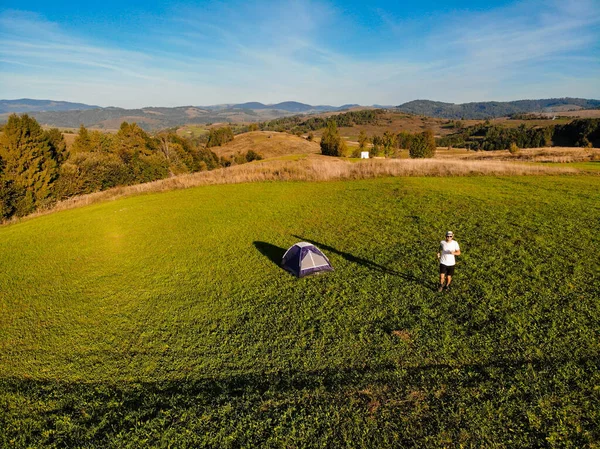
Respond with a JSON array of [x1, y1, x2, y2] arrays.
[[446, 231, 454, 237]]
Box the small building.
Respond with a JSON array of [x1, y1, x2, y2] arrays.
[[360, 151, 369, 159]]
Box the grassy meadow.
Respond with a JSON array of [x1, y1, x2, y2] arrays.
[[1, 175, 599, 447]]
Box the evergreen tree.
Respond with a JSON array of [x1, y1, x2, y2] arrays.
[[113, 122, 156, 162], [0, 114, 60, 216], [320, 121, 347, 156], [44, 128, 68, 164], [71, 125, 92, 153]]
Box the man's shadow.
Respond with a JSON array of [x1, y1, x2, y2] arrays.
[[293, 235, 431, 289]]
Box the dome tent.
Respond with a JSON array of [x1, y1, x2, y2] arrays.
[[281, 242, 334, 278]]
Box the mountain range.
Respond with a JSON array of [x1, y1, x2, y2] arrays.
[[0, 99, 100, 114], [0, 99, 361, 130], [1, 97, 598, 130], [395, 98, 600, 119]]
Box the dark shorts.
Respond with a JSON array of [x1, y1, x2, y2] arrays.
[[439, 264, 455, 276]]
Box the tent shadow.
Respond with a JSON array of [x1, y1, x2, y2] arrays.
[[253, 241, 287, 268], [294, 235, 432, 289]]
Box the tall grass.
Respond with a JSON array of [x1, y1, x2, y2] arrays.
[[439, 146, 600, 163]]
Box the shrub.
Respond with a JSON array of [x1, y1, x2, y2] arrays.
[[245, 150, 263, 162], [509, 142, 520, 154]]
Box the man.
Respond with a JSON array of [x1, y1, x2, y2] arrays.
[[437, 231, 461, 292]]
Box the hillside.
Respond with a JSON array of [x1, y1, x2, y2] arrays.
[[0, 99, 99, 113], [211, 131, 321, 159], [1, 176, 598, 447], [396, 98, 600, 119]]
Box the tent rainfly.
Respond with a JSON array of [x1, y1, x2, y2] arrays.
[[281, 242, 334, 278]]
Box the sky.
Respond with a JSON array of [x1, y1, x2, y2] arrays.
[[0, 0, 599, 108]]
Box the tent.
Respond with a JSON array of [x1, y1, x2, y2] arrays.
[[281, 242, 334, 278]]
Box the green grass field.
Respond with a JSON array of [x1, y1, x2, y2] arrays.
[[1, 176, 599, 447]]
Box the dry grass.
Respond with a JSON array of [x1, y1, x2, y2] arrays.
[[437, 147, 600, 163], [9, 155, 581, 224], [62, 132, 77, 149], [539, 109, 600, 118], [211, 131, 321, 159]]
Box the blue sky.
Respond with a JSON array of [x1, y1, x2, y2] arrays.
[[1, 0, 599, 108]]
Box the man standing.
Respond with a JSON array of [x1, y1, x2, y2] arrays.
[[437, 231, 461, 292]]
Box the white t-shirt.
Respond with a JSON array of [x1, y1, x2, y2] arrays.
[[439, 240, 460, 266]]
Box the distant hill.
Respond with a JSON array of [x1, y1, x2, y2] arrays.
[[4, 97, 599, 130], [233, 102, 269, 110], [396, 98, 600, 119], [337, 104, 361, 110], [0, 99, 99, 113], [232, 101, 354, 113], [3, 106, 251, 130], [0, 100, 355, 130]]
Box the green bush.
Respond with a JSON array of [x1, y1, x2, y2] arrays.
[[245, 150, 263, 162], [397, 131, 414, 150], [206, 127, 234, 148], [409, 130, 436, 158], [54, 152, 130, 198]]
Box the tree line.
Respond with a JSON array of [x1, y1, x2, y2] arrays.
[[396, 98, 600, 119], [0, 115, 258, 220], [320, 122, 436, 158], [261, 109, 384, 134], [437, 119, 600, 150]]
